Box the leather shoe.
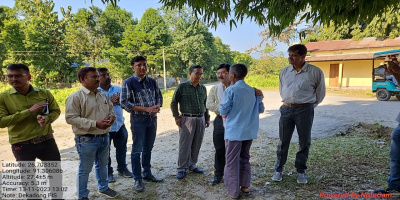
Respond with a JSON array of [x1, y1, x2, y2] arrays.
[[177, 171, 187, 180], [211, 175, 223, 185], [143, 174, 163, 182], [134, 179, 144, 192], [190, 167, 204, 174]]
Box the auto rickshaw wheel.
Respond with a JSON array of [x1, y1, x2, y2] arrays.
[[376, 89, 391, 101]]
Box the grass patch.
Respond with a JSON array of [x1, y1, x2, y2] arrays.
[[251, 123, 392, 199], [245, 74, 279, 88]]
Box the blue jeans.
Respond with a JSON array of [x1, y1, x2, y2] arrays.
[[130, 116, 157, 180], [388, 125, 400, 190], [275, 104, 314, 173], [108, 125, 129, 174], [75, 134, 110, 199]]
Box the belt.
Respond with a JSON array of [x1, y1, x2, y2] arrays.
[[15, 133, 54, 145], [182, 113, 203, 117], [80, 134, 108, 137], [132, 114, 154, 118], [283, 102, 312, 108]]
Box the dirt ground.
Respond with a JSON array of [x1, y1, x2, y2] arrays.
[[1, 108, 255, 200]]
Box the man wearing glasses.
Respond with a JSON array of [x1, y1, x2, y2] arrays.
[[0, 63, 62, 198], [171, 65, 210, 180]]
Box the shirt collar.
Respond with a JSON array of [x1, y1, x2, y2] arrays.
[[10, 85, 36, 94], [133, 73, 146, 82], [81, 86, 99, 95], [290, 62, 310, 72], [98, 84, 114, 92]]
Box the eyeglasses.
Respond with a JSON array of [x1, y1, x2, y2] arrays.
[[216, 72, 228, 76], [7, 74, 28, 79], [194, 72, 203, 76]]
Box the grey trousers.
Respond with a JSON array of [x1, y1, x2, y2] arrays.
[[177, 116, 205, 172], [224, 139, 253, 198]]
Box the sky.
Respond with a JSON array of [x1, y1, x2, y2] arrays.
[[0, 0, 289, 58]]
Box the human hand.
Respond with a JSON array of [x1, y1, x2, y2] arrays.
[[254, 88, 264, 98], [29, 103, 48, 113], [175, 118, 182, 127], [96, 119, 112, 130], [104, 115, 115, 124], [110, 93, 120, 105], [205, 121, 210, 128], [146, 105, 160, 114], [37, 115, 46, 126]]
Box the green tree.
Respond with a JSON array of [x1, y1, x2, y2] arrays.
[[101, 4, 136, 48], [64, 6, 108, 68], [213, 36, 233, 69], [12, 0, 72, 87], [163, 8, 217, 79]]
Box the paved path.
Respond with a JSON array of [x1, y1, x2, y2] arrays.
[[204, 82, 399, 142]]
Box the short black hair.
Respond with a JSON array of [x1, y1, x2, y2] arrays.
[[130, 56, 147, 66], [217, 63, 230, 72], [392, 58, 398, 62], [78, 67, 97, 82], [7, 64, 30, 74], [189, 65, 202, 72], [288, 44, 307, 56], [230, 64, 248, 79], [97, 67, 108, 73]]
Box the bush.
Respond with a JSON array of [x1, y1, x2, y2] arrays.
[[245, 74, 279, 88], [50, 87, 80, 106]]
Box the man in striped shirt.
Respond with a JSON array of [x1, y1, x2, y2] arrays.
[[120, 56, 163, 192]]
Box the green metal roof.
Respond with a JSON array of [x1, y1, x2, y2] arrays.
[[373, 49, 400, 58]]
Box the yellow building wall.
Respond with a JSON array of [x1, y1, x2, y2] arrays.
[[309, 60, 383, 87]]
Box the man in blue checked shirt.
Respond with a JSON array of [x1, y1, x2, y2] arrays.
[[120, 56, 163, 192], [97, 68, 133, 183]]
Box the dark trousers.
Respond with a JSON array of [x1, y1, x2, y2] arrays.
[[130, 116, 157, 180], [108, 125, 129, 174], [11, 138, 61, 161], [11, 138, 62, 199], [275, 104, 314, 173], [213, 115, 226, 176]]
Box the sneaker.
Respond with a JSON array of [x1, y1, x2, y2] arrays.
[[118, 169, 133, 178], [297, 173, 307, 184], [108, 174, 116, 183], [134, 179, 144, 192], [99, 188, 118, 198], [177, 171, 187, 180], [271, 171, 283, 181]]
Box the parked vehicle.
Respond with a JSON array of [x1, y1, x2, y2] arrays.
[[372, 49, 400, 101]]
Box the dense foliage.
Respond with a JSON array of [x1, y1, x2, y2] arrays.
[[0, 0, 255, 87]]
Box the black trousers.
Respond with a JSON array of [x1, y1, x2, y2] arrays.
[[11, 138, 61, 161], [11, 138, 62, 199], [213, 115, 225, 176]]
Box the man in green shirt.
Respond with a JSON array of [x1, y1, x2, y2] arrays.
[[0, 63, 61, 161], [0, 63, 62, 199], [171, 64, 210, 180]]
